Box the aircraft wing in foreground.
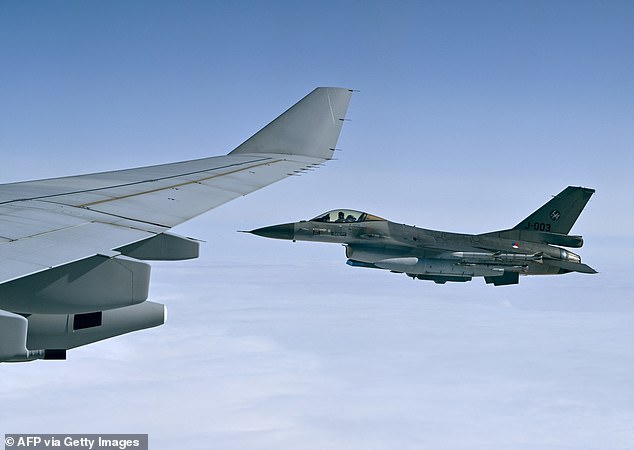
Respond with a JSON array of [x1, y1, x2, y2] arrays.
[[247, 186, 596, 286], [0, 87, 353, 363]]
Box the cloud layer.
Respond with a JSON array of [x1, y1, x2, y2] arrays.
[[2, 244, 632, 449]]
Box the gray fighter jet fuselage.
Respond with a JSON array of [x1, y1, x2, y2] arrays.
[[248, 186, 596, 285]]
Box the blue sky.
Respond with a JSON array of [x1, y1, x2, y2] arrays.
[[1, 1, 633, 449]]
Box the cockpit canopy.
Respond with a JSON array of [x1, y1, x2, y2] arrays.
[[310, 209, 385, 223]]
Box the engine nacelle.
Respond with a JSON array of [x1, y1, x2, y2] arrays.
[[1, 310, 69, 362], [0, 255, 151, 314], [26, 301, 166, 351], [0, 309, 30, 362], [0, 302, 166, 362]]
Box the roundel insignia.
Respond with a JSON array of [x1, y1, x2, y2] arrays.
[[550, 209, 561, 221]]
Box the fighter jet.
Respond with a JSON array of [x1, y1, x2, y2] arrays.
[[247, 186, 596, 286], [0, 87, 352, 363]]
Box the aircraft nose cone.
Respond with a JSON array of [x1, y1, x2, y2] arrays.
[[249, 223, 295, 240]]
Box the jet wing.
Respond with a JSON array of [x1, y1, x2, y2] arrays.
[[0, 87, 352, 361], [0, 87, 352, 284]]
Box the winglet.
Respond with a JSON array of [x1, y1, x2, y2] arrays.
[[229, 87, 353, 160]]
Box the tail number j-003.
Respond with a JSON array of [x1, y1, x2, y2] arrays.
[[524, 222, 551, 232]]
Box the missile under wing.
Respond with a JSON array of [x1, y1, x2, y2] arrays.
[[0, 87, 353, 363], [247, 186, 596, 286]]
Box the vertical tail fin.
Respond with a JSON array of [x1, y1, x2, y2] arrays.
[[513, 186, 595, 235]]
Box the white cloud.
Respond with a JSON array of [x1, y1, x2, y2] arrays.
[[2, 250, 633, 449]]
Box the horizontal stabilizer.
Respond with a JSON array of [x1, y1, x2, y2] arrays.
[[545, 259, 597, 274]]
